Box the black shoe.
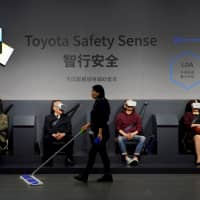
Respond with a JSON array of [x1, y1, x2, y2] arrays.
[[65, 157, 75, 166], [195, 162, 200, 165], [74, 174, 88, 183], [97, 175, 113, 183]]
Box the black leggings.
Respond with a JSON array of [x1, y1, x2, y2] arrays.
[[84, 139, 111, 176]]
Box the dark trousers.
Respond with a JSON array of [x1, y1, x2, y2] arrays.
[[84, 137, 111, 177], [43, 134, 74, 161]]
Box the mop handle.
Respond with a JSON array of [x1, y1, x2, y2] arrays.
[[32, 130, 85, 176]]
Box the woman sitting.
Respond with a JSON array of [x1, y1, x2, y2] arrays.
[[183, 100, 200, 165]]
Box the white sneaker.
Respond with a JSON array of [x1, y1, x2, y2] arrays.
[[126, 157, 134, 165]]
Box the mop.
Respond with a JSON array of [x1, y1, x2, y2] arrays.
[[20, 129, 85, 185]]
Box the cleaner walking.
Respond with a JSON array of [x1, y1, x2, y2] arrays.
[[74, 85, 113, 183]]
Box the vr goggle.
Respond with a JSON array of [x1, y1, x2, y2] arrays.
[[56, 103, 65, 111], [192, 102, 200, 109], [125, 99, 137, 107]]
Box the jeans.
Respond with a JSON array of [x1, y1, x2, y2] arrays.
[[117, 135, 146, 156]]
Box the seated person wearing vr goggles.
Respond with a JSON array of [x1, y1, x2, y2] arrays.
[[115, 99, 146, 165], [185, 101, 200, 165], [43, 100, 74, 166]]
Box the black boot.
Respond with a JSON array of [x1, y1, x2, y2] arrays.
[[97, 174, 113, 182], [74, 174, 88, 183]]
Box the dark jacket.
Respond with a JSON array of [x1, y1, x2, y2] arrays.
[[90, 98, 110, 139], [44, 113, 72, 137]]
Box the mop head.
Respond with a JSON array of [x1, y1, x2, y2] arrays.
[[20, 130, 85, 186], [20, 175, 43, 186]]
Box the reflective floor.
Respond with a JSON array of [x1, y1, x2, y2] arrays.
[[1, 174, 200, 200]]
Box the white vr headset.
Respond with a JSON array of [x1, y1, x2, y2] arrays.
[[192, 102, 200, 109], [57, 103, 65, 111], [125, 99, 137, 107]]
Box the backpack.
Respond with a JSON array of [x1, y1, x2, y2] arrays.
[[0, 113, 8, 131]]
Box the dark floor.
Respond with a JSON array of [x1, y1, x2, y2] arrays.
[[1, 174, 200, 200]]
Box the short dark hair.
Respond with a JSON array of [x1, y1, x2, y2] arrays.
[[92, 85, 105, 98]]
